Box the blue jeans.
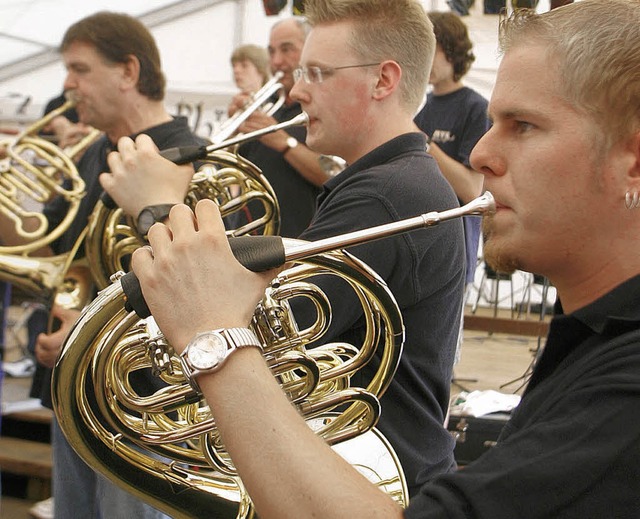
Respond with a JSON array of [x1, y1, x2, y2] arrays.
[[52, 416, 171, 519]]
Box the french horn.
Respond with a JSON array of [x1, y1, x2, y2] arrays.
[[52, 193, 495, 518], [0, 96, 99, 310], [0, 96, 88, 254], [84, 112, 307, 290]]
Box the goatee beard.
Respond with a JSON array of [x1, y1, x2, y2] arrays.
[[481, 214, 519, 275]]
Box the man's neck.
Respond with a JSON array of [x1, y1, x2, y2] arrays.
[[105, 100, 173, 142], [431, 79, 464, 97], [343, 111, 417, 165]]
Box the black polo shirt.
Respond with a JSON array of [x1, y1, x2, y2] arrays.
[[407, 274, 640, 518], [298, 132, 466, 495]]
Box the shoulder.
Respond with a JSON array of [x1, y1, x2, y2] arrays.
[[335, 156, 457, 216], [460, 87, 489, 111], [147, 116, 206, 148]]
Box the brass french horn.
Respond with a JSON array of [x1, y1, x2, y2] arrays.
[[52, 193, 495, 519], [0, 96, 88, 254], [0, 96, 99, 309], [83, 112, 308, 290]]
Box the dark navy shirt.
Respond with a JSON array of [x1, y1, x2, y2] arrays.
[[299, 132, 466, 495], [238, 101, 320, 238], [414, 87, 489, 284]]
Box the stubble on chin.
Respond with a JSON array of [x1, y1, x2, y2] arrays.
[[481, 214, 519, 275]]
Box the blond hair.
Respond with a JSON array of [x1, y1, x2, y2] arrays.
[[231, 44, 271, 86], [500, 0, 640, 145], [303, 0, 435, 113]]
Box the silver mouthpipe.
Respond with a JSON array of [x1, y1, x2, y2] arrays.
[[211, 71, 285, 146], [284, 191, 495, 262], [204, 112, 309, 154]]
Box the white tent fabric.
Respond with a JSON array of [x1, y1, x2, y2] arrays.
[[0, 0, 554, 138]]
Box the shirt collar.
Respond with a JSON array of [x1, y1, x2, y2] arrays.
[[321, 132, 427, 194], [570, 274, 640, 334]]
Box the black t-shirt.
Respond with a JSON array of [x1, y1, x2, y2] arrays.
[[406, 274, 640, 518], [36, 116, 204, 408], [414, 87, 489, 285]]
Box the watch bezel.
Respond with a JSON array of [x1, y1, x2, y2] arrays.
[[180, 328, 263, 389], [185, 331, 227, 371]]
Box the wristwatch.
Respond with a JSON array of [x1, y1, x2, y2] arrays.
[[136, 204, 176, 237], [180, 328, 263, 388], [283, 136, 299, 155]]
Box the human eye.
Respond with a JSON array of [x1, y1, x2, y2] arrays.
[[69, 63, 90, 75], [308, 67, 323, 83], [514, 120, 536, 134], [281, 43, 296, 55]]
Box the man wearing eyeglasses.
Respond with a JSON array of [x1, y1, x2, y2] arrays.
[[230, 17, 330, 238], [104, 0, 465, 496]]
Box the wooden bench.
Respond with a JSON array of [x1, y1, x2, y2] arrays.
[[0, 436, 52, 500]]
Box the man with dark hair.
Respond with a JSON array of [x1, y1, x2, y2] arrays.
[[27, 11, 202, 518]]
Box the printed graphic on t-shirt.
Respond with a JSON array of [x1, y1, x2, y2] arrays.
[[432, 129, 456, 144]]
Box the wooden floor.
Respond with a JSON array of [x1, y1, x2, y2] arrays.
[[453, 329, 543, 398]]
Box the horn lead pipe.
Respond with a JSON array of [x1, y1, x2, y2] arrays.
[[159, 112, 309, 165], [120, 192, 495, 318]]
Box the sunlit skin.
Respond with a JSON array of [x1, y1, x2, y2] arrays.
[[290, 21, 409, 165], [471, 44, 638, 313]]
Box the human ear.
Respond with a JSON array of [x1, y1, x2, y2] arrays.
[[371, 60, 402, 101], [121, 54, 141, 90]]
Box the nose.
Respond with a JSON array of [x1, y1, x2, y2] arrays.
[[470, 126, 504, 179], [270, 50, 284, 71], [289, 76, 308, 104], [63, 72, 76, 93]]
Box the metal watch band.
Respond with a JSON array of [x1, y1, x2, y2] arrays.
[[222, 327, 263, 350]]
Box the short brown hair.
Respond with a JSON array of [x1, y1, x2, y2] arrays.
[[61, 11, 165, 101], [428, 12, 475, 82], [499, 0, 640, 146], [231, 44, 271, 86], [303, 0, 435, 113]]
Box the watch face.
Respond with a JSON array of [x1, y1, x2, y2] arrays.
[[187, 333, 227, 370], [286, 136, 298, 149]]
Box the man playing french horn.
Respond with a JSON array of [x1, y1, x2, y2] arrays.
[[0, 11, 204, 519], [101, 0, 640, 517], [104, 0, 465, 500]]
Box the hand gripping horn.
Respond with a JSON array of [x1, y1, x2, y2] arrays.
[[83, 113, 308, 290], [52, 193, 494, 518]]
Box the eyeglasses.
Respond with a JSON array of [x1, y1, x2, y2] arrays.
[[293, 63, 381, 84]]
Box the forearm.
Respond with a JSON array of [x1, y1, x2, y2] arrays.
[[429, 143, 484, 203], [242, 112, 331, 187], [197, 348, 403, 519]]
